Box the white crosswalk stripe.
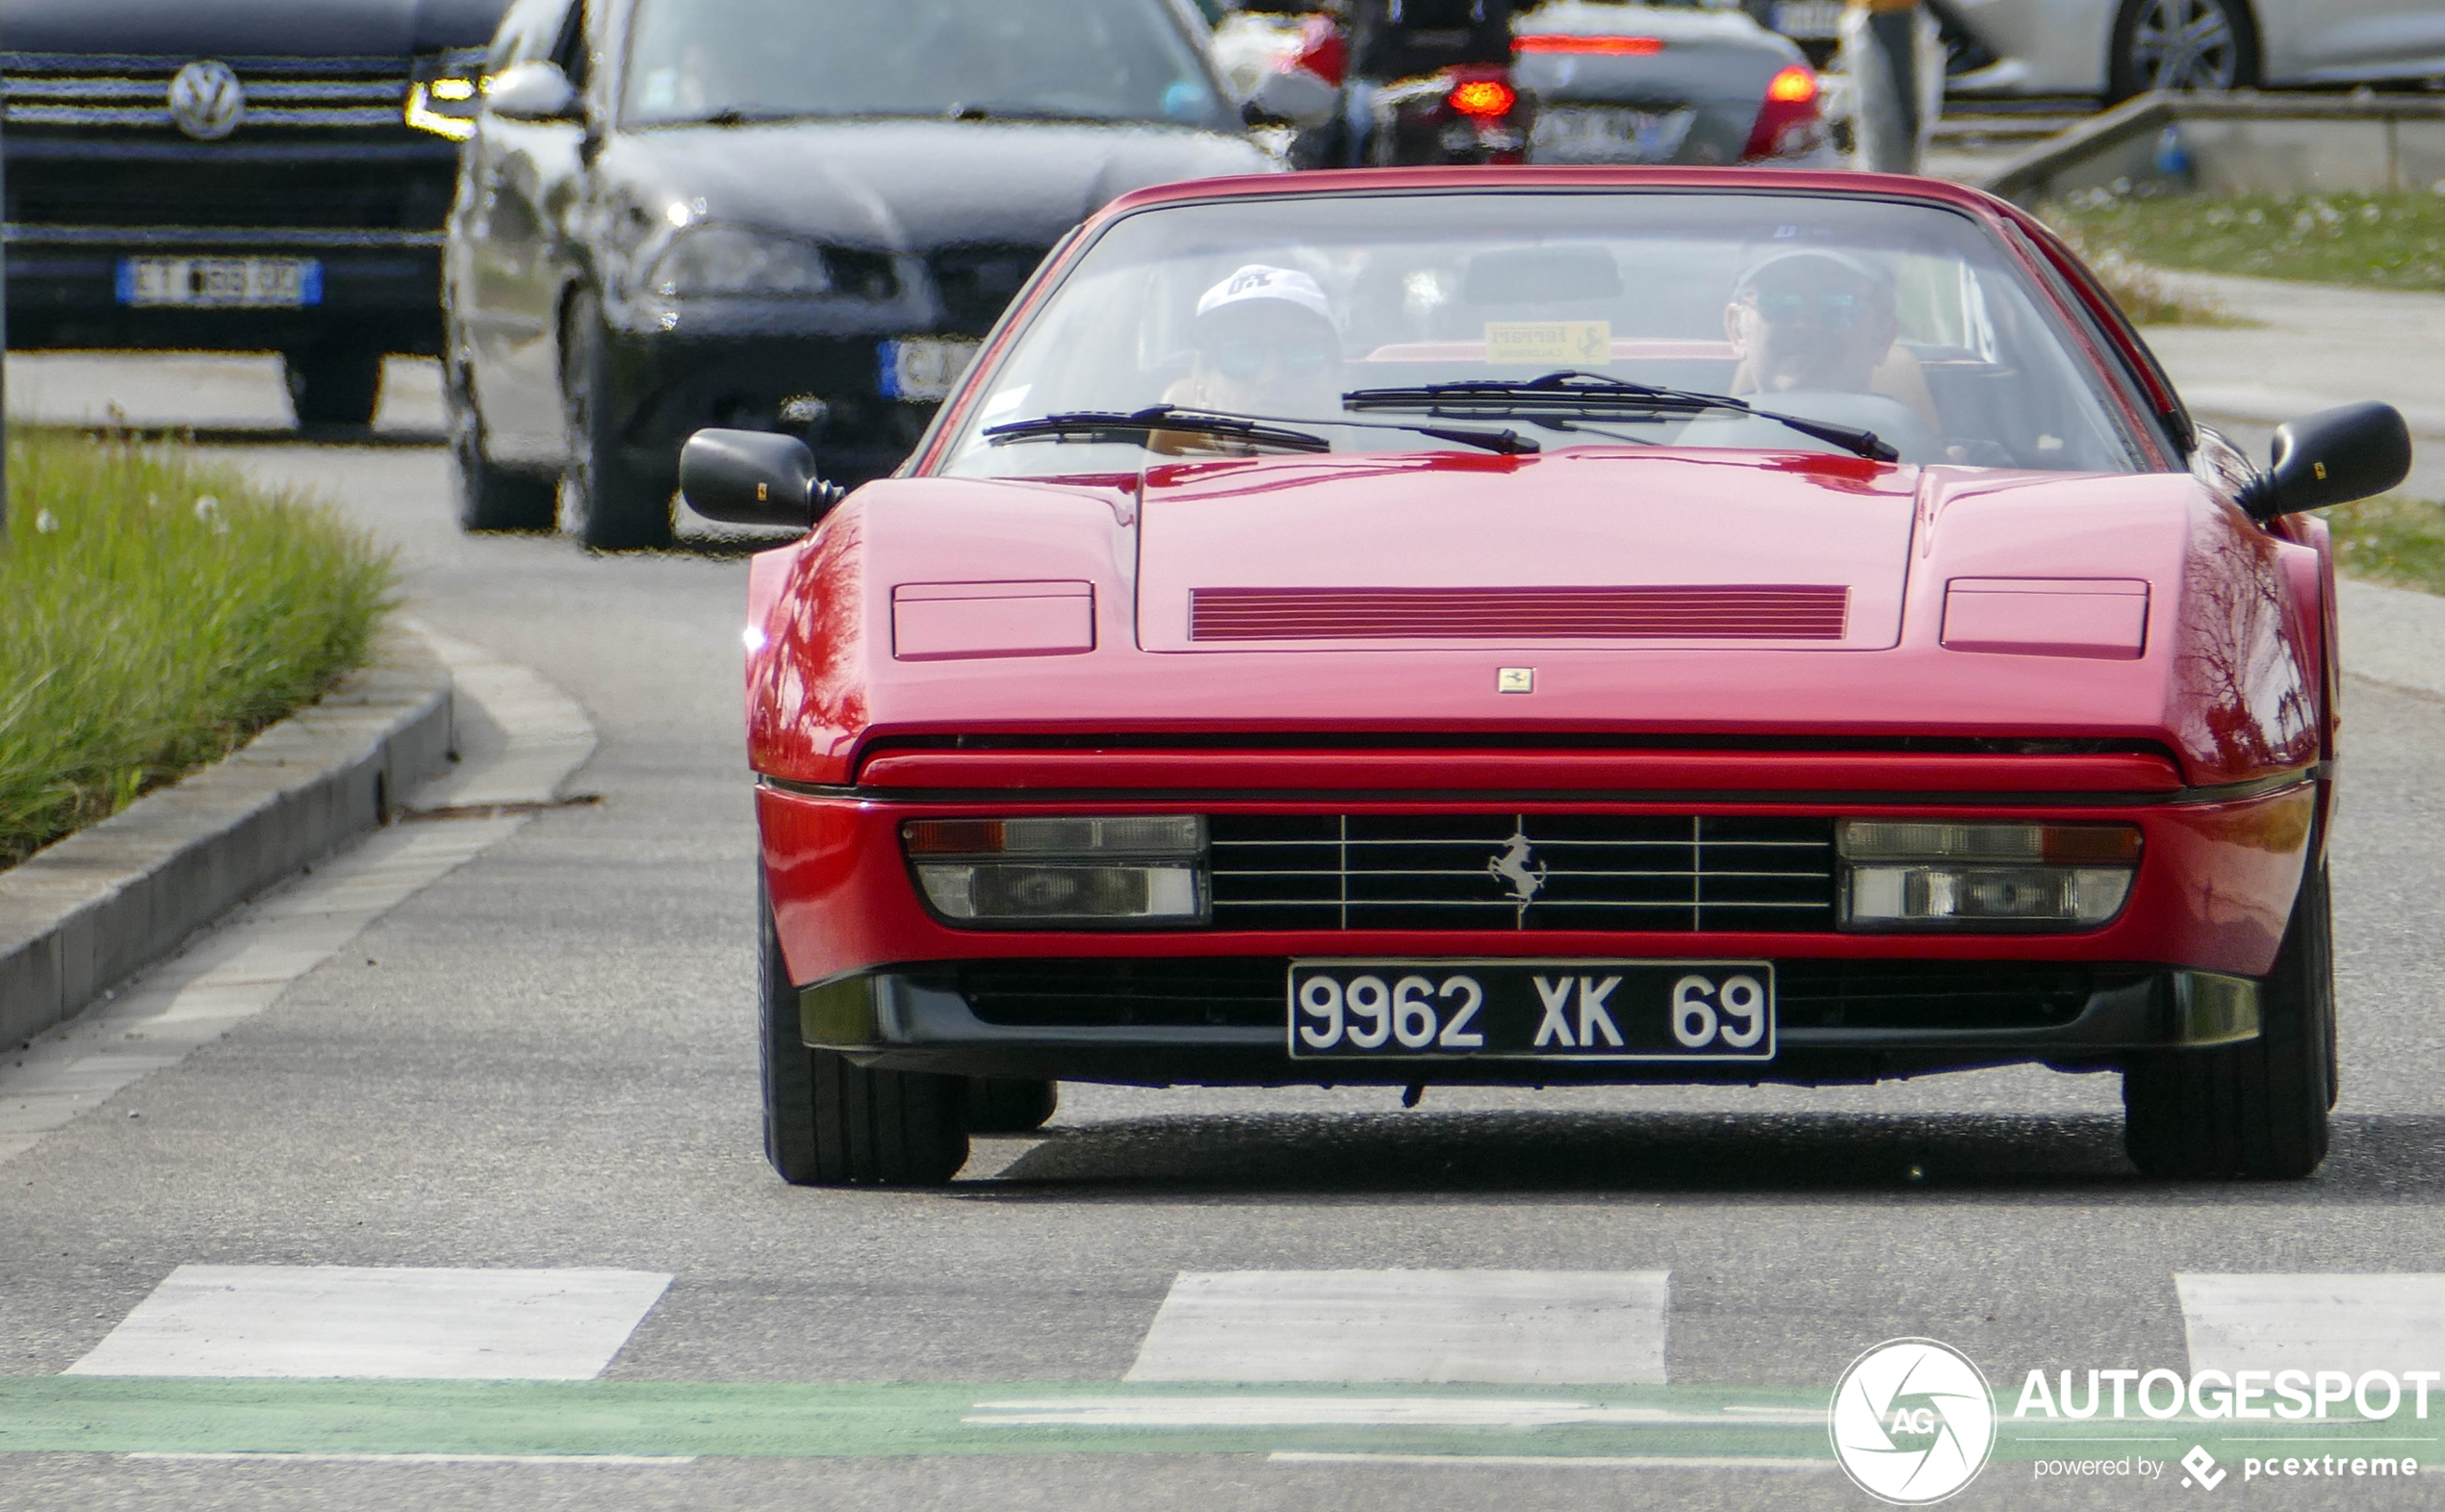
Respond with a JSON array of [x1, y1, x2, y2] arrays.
[[1125, 1269, 1670, 1385], [2178, 1272, 2445, 1379], [66, 1265, 671, 1380]]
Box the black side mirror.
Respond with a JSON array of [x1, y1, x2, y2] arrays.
[[679, 428, 843, 529], [2240, 400, 2411, 520]]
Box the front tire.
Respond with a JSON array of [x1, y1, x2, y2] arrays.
[[2106, 0, 2257, 102], [2123, 858, 2334, 1179], [285, 345, 385, 428], [759, 894, 969, 1187], [965, 1077, 1059, 1135], [559, 289, 675, 551], [448, 356, 556, 532]]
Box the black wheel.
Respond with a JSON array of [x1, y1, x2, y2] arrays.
[[285, 345, 385, 428], [560, 288, 675, 551], [759, 894, 969, 1187], [448, 356, 556, 532], [965, 1077, 1059, 1135], [2123, 858, 2333, 1179], [2107, 0, 2257, 103]]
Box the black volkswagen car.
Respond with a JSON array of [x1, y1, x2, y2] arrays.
[[446, 0, 1272, 550], [2, 0, 509, 426]]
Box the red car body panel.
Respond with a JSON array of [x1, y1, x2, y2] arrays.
[[740, 167, 2335, 1082]]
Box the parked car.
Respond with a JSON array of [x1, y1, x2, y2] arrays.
[[1943, 0, 2445, 101], [443, 0, 1271, 550], [1514, 0, 1832, 165], [682, 164, 2405, 1186], [0, 0, 510, 426]]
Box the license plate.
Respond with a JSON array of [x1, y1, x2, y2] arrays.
[[116, 257, 321, 309], [1528, 106, 1695, 164], [879, 336, 982, 402], [1288, 960, 1775, 1063], [1770, 0, 1844, 38]]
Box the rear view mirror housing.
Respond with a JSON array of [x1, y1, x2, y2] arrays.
[[2241, 400, 2411, 520], [484, 61, 581, 123], [680, 428, 842, 530]]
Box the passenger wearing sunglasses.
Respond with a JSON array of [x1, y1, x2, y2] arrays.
[[1723, 248, 1941, 432], [1171, 263, 1347, 423]]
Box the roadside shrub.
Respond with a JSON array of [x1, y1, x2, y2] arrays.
[[0, 429, 395, 868]]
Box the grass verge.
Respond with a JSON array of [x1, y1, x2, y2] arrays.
[[0, 428, 395, 869], [2045, 219, 2247, 326], [2320, 494, 2445, 595], [2045, 190, 2445, 294]]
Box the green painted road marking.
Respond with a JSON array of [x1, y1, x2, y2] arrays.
[[0, 1379, 2430, 1461]]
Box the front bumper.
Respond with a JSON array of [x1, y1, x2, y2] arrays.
[[758, 773, 2321, 1086], [800, 956, 2256, 1086], [5, 237, 444, 354], [603, 327, 948, 491]]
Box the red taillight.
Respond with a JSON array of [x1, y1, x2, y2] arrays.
[[1449, 78, 1517, 118], [1765, 64, 1818, 104], [1743, 64, 1825, 160], [1514, 35, 1664, 55]]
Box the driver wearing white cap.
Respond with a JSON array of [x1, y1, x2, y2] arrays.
[[1171, 263, 1346, 420]]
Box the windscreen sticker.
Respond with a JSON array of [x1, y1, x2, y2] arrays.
[[1485, 320, 1611, 366]]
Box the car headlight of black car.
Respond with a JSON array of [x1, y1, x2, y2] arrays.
[[650, 226, 844, 299], [904, 816, 1208, 926], [1837, 820, 2141, 930], [406, 50, 486, 141]]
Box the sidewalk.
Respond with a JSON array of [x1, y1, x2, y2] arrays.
[[2139, 269, 2445, 498]]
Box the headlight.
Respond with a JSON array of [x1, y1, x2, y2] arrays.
[[1838, 820, 2140, 930], [406, 51, 485, 141], [904, 815, 1206, 926], [650, 226, 836, 298]]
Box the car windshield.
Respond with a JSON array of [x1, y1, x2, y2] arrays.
[[939, 192, 2156, 478], [621, 0, 1232, 130]]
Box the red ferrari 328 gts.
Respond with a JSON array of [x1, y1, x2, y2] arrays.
[[681, 167, 2409, 1188]]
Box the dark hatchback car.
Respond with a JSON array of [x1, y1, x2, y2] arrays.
[[445, 0, 1273, 550], [2, 0, 508, 426]]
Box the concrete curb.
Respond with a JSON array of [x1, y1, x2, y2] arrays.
[[0, 628, 454, 1047]]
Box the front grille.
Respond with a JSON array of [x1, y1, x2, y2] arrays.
[[955, 959, 1285, 1028], [1775, 961, 2131, 1031], [2, 54, 411, 134], [950, 957, 2130, 1032], [2, 54, 445, 237], [928, 243, 1048, 331], [1191, 584, 1852, 642], [1209, 813, 1836, 932]]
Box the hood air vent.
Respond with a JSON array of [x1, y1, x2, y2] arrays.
[[1189, 584, 1850, 642]]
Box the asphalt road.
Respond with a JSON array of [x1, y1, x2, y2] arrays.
[[5, 355, 2445, 1509]]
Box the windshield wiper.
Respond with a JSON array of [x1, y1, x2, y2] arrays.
[[984, 404, 1537, 457], [1342, 370, 1899, 462], [985, 407, 1332, 454], [694, 106, 815, 126]]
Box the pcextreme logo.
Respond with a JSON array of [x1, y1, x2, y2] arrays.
[[1830, 1338, 1997, 1504]]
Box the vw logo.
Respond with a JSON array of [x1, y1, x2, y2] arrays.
[[167, 61, 245, 141]]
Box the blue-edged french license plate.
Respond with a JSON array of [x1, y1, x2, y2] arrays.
[[117, 257, 321, 308], [1288, 960, 1775, 1062], [879, 336, 982, 402]]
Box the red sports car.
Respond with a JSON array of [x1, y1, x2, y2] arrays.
[[682, 167, 2408, 1188]]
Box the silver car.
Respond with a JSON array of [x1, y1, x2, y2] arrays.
[[1515, 0, 1835, 166], [1945, 0, 2445, 101]]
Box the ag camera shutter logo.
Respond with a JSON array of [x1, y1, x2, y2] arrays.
[[1830, 1338, 1996, 1504]]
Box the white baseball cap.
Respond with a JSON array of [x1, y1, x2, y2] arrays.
[[1196, 264, 1334, 326]]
